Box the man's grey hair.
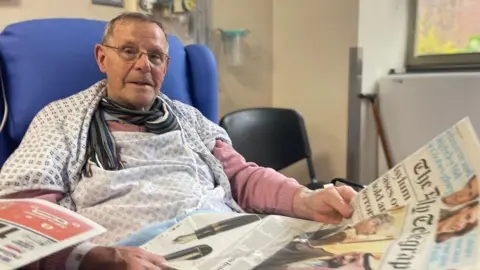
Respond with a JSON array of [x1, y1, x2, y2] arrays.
[[101, 12, 169, 54]]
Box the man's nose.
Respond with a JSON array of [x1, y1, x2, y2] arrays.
[[133, 53, 151, 72]]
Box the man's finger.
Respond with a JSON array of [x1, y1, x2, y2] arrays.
[[140, 260, 163, 270], [335, 185, 357, 203], [144, 252, 166, 267], [324, 188, 354, 218], [312, 211, 342, 224]]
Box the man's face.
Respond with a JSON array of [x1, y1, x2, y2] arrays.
[[443, 176, 479, 206], [438, 204, 478, 234], [354, 219, 378, 235], [95, 20, 169, 110]]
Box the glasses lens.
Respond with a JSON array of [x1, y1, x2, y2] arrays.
[[119, 47, 138, 61], [148, 53, 165, 65]]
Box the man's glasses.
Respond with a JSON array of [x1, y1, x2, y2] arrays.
[[103, 44, 169, 66]]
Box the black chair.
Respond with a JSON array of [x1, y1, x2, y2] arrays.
[[219, 108, 324, 190]]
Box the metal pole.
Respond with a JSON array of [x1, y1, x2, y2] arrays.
[[346, 47, 363, 183]]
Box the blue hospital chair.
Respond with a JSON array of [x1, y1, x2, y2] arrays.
[[0, 18, 219, 168]]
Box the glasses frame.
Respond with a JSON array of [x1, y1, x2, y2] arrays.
[[102, 44, 170, 66]]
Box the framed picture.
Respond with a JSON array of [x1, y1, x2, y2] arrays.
[[92, 0, 124, 7]]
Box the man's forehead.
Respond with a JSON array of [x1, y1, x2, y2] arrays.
[[111, 20, 167, 48]]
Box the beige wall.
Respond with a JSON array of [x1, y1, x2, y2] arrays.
[[212, 0, 359, 184], [0, 0, 125, 30], [273, 0, 359, 184], [211, 0, 273, 117]]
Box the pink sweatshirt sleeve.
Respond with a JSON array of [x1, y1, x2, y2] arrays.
[[213, 140, 303, 216]]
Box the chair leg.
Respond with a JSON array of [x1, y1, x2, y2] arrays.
[[306, 182, 324, 190]]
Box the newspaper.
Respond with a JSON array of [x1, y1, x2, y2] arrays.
[[0, 198, 105, 270], [142, 117, 480, 270]]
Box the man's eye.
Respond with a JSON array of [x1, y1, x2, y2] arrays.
[[122, 48, 137, 55], [150, 54, 162, 60]]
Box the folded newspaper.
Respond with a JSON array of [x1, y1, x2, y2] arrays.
[[0, 117, 479, 270]]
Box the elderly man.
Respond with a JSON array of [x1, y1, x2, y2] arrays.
[[0, 12, 356, 270]]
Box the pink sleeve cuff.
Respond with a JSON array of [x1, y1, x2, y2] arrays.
[[21, 247, 74, 270], [2, 190, 63, 203], [43, 247, 74, 270], [275, 179, 303, 216]]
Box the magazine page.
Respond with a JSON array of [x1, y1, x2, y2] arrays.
[[0, 198, 106, 270], [349, 117, 480, 224]]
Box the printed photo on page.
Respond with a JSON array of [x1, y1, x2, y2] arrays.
[[252, 206, 406, 270]]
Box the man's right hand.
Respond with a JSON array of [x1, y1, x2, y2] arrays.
[[80, 246, 168, 270]]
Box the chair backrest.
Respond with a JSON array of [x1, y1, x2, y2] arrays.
[[0, 86, 12, 165], [220, 108, 317, 182], [0, 18, 218, 168]]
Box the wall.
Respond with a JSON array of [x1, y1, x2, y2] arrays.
[[273, 0, 359, 184], [0, 0, 125, 30], [378, 72, 480, 176], [356, 0, 409, 184], [211, 0, 273, 117]]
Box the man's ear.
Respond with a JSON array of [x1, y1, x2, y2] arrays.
[[94, 44, 107, 73]]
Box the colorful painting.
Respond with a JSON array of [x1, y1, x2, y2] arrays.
[[92, 0, 124, 7], [416, 0, 480, 56]]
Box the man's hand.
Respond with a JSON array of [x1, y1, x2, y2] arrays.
[[292, 185, 357, 224], [80, 246, 168, 270]]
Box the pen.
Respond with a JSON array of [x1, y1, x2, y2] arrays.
[[173, 214, 265, 244], [164, 244, 213, 261]]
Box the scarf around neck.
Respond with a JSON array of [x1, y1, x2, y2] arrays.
[[84, 96, 180, 176]]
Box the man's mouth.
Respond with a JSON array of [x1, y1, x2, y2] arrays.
[[129, 81, 151, 86]]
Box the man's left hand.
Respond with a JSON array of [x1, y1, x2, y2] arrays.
[[292, 185, 357, 224]]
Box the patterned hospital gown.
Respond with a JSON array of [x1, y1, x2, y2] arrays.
[[0, 80, 243, 244]]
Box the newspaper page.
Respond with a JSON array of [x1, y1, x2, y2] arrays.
[[255, 193, 478, 270], [0, 198, 106, 270], [141, 117, 480, 270], [142, 212, 337, 270], [348, 117, 480, 224], [143, 194, 479, 270]]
